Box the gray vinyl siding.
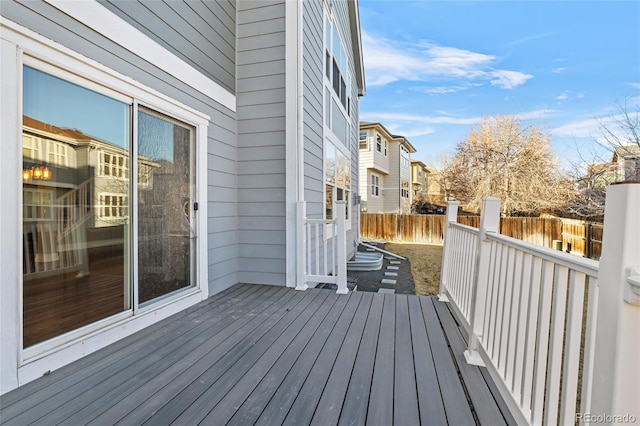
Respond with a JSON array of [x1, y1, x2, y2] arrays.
[[236, 1, 287, 285], [3, 0, 239, 295], [302, 0, 324, 218], [98, 0, 236, 94], [308, 0, 361, 255]]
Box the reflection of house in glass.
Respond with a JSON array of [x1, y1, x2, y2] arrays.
[[21, 116, 159, 346]]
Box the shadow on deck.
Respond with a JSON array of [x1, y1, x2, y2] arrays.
[[0, 284, 515, 425]]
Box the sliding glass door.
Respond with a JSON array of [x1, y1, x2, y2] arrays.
[[22, 63, 197, 349], [137, 109, 195, 304]]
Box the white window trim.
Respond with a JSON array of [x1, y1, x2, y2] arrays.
[[1, 18, 211, 390], [371, 174, 380, 198]]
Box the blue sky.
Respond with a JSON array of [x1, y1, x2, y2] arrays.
[[358, 0, 640, 169]]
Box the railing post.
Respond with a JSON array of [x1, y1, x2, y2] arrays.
[[464, 197, 500, 366], [335, 201, 348, 294], [587, 183, 640, 422], [439, 200, 460, 302], [295, 201, 307, 291]]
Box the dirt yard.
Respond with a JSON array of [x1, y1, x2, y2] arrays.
[[385, 243, 443, 296]]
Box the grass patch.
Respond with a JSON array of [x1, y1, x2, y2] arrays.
[[385, 243, 443, 296]]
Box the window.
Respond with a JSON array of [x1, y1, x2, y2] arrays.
[[324, 10, 351, 147], [359, 131, 368, 149], [47, 140, 68, 166], [401, 181, 410, 198], [22, 134, 42, 161], [325, 141, 350, 220], [101, 152, 128, 179], [99, 193, 128, 219], [371, 174, 380, 197], [23, 189, 54, 221], [376, 135, 382, 153], [401, 146, 410, 167]]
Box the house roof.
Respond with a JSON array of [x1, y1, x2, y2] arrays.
[[23, 116, 93, 143], [359, 121, 417, 153], [612, 144, 640, 160], [348, 0, 366, 97], [391, 135, 416, 153], [411, 160, 429, 171], [360, 121, 395, 140]]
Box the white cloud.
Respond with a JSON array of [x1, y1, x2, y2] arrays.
[[489, 70, 534, 89], [362, 109, 553, 134], [552, 67, 566, 74], [556, 91, 569, 101], [362, 31, 533, 89], [627, 82, 640, 90]]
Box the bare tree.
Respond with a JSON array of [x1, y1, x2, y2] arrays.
[[442, 115, 569, 216], [567, 99, 640, 218]]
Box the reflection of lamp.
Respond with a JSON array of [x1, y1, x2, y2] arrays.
[[22, 165, 52, 181]]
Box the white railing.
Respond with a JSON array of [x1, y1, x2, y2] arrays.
[[57, 177, 93, 238], [296, 201, 348, 294], [440, 184, 640, 425], [439, 221, 479, 326]]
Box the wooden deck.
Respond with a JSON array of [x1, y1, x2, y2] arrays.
[[0, 284, 515, 425]]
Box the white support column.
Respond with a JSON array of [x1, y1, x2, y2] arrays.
[[588, 183, 640, 423], [295, 201, 307, 291], [465, 197, 501, 366], [335, 201, 348, 294], [439, 200, 460, 302]]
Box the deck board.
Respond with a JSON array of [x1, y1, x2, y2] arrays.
[[433, 299, 510, 426], [0, 284, 514, 425], [407, 296, 448, 425], [420, 297, 477, 425], [367, 293, 396, 426], [394, 295, 421, 426]]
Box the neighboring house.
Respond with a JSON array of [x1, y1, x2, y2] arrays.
[[359, 121, 415, 213], [612, 145, 640, 182], [1, 0, 365, 394], [411, 160, 429, 199]]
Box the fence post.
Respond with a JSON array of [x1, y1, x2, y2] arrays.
[[439, 200, 460, 302], [464, 197, 500, 366], [335, 201, 348, 294], [587, 183, 640, 422], [295, 201, 307, 291]]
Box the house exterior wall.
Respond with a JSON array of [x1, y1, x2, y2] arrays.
[[2, 0, 240, 295], [385, 140, 402, 212], [1, 0, 363, 394], [358, 123, 413, 213], [236, 1, 287, 285], [98, 0, 236, 94], [1, 0, 237, 393]]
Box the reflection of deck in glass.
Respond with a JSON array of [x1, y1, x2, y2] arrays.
[[23, 256, 125, 347]]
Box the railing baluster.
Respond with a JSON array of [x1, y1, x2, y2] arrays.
[[521, 256, 542, 413], [559, 271, 585, 425], [531, 259, 555, 425], [543, 265, 570, 425]]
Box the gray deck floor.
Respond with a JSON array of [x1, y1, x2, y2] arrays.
[[0, 284, 515, 425]]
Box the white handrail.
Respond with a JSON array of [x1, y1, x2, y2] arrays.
[[439, 191, 639, 425]]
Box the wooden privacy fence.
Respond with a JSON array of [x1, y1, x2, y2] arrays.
[[360, 213, 602, 259]]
